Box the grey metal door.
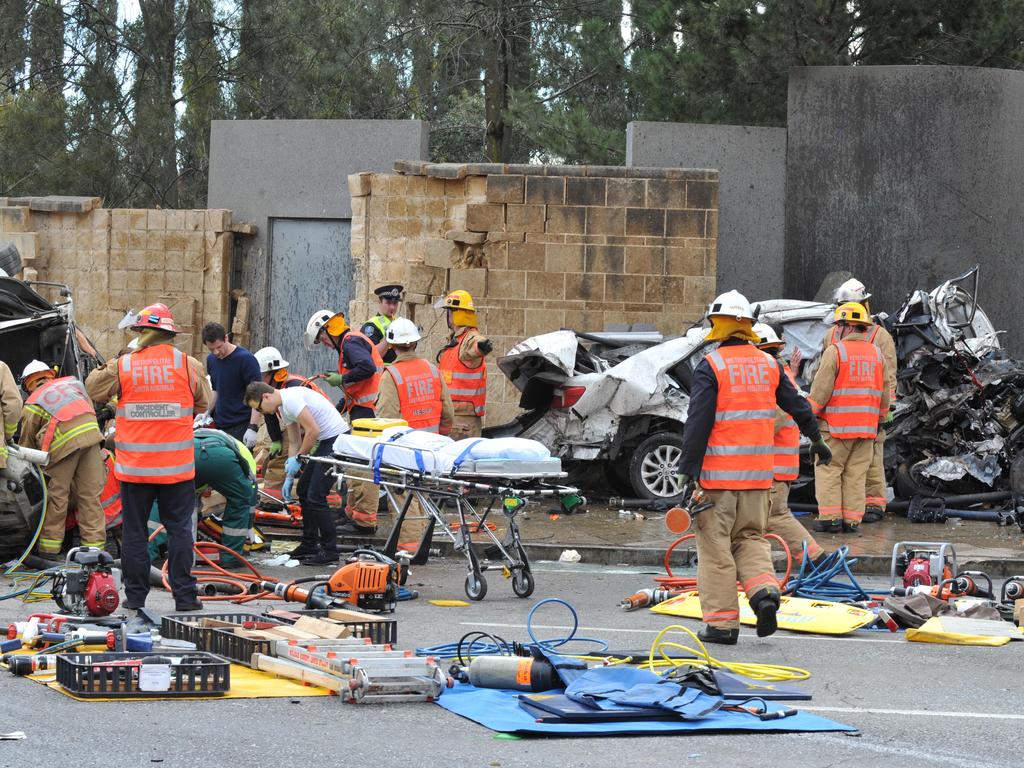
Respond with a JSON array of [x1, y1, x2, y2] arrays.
[[267, 218, 352, 376]]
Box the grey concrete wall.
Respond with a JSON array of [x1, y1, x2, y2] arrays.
[[626, 121, 787, 300], [785, 66, 1024, 354], [207, 119, 429, 345]]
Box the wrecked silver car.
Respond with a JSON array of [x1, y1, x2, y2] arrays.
[[490, 268, 1006, 501]]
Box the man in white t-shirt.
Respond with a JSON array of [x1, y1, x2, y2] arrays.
[[246, 381, 347, 564]]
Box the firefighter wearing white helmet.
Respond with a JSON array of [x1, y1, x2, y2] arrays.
[[374, 317, 454, 547], [809, 302, 890, 534], [304, 309, 383, 420], [436, 290, 492, 439], [753, 323, 827, 567], [822, 278, 896, 523], [676, 291, 831, 645], [252, 346, 326, 491]]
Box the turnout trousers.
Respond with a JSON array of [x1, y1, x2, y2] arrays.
[[767, 480, 823, 564], [814, 430, 873, 524], [695, 488, 780, 630]]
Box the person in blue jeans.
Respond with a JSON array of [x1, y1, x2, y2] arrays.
[[201, 322, 262, 447]]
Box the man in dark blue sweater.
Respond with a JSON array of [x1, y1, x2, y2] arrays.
[[201, 322, 263, 446]]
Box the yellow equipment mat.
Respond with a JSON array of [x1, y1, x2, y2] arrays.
[[651, 592, 876, 635], [905, 616, 1023, 647], [19, 662, 332, 701]]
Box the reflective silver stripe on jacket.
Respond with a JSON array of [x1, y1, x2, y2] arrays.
[[707, 349, 726, 371], [832, 387, 881, 396], [704, 444, 774, 456], [388, 367, 405, 385], [774, 445, 800, 454], [450, 371, 484, 380], [825, 405, 881, 414], [116, 403, 193, 420], [101, 493, 121, 508], [220, 526, 250, 537], [714, 409, 775, 421], [827, 425, 877, 435], [116, 440, 194, 453], [114, 462, 194, 477], [700, 469, 774, 481]]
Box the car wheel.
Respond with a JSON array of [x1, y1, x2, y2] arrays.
[[628, 432, 685, 499]]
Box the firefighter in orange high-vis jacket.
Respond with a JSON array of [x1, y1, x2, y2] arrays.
[[19, 360, 105, 559], [86, 303, 211, 612], [753, 324, 826, 568], [435, 290, 492, 439], [677, 291, 832, 646], [305, 309, 383, 419], [374, 318, 454, 547], [809, 302, 890, 536], [822, 278, 897, 523]]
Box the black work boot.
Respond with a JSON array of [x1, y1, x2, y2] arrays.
[[287, 542, 320, 558], [862, 506, 884, 523], [752, 592, 780, 638], [813, 518, 841, 533], [337, 520, 376, 536], [698, 625, 739, 645], [174, 595, 203, 612], [842, 521, 860, 534]]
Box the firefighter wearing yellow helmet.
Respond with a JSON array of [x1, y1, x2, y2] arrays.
[[435, 290, 493, 439]]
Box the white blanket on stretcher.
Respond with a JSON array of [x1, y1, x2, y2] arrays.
[[331, 427, 551, 474]]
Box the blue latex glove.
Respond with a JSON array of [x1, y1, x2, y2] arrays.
[[285, 456, 302, 477], [281, 477, 295, 504]]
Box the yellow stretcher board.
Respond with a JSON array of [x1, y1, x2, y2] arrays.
[[651, 592, 876, 635]]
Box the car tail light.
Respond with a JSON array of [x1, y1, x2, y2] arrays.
[[551, 386, 586, 409]]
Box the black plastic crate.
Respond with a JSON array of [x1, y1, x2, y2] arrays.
[[56, 652, 229, 698], [161, 611, 285, 652], [263, 608, 398, 645]]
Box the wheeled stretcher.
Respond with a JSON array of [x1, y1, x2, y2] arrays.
[[304, 428, 581, 601]]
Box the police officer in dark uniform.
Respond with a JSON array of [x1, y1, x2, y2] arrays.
[[361, 285, 404, 365]]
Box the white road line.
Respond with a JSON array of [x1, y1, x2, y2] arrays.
[[804, 705, 1024, 721], [811, 734, 1012, 768], [461, 621, 907, 643]]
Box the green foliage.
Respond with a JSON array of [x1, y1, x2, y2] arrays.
[[3, 0, 1024, 203]]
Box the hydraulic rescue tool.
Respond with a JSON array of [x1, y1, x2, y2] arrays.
[[50, 547, 120, 617], [260, 550, 399, 613], [664, 487, 714, 535]]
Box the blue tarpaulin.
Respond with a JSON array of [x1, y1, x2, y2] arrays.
[[436, 684, 857, 736]]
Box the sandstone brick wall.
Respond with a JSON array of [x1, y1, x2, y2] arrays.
[[348, 162, 719, 425], [0, 195, 244, 358]]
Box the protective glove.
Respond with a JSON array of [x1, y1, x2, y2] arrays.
[[242, 426, 259, 449], [325, 373, 345, 388], [281, 477, 295, 504], [477, 339, 494, 356], [810, 437, 833, 466], [269, 440, 282, 458], [285, 456, 302, 477], [883, 409, 894, 424], [193, 413, 213, 429], [676, 473, 694, 498]]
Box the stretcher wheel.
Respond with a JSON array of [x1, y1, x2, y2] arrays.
[[465, 572, 488, 601], [511, 568, 534, 598]]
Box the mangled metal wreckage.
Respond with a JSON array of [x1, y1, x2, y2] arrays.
[[491, 267, 1023, 503]]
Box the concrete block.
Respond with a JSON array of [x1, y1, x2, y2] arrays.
[[465, 163, 507, 176], [605, 273, 646, 301], [186, 210, 205, 231], [646, 179, 688, 209], [565, 271, 605, 302], [666, 210, 706, 238], [624, 246, 665, 276], [507, 242, 546, 271], [486, 175, 525, 204], [526, 271, 566, 301], [445, 230, 487, 245], [6, 232, 36, 262], [662, 276, 688, 303], [585, 244, 624, 274], [466, 203, 505, 232], [483, 241, 508, 270], [393, 160, 430, 175], [0, 207, 29, 233], [544, 165, 587, 177], [487, 231, 525, 242], [525, 176, 565, 205], [644, 275, 666, 303], [430, 162, 468, 179], [147, 231, 165, 251], [545, 244, 585, 274], [525, 308, 564, 336], [128, 210, 148, 230], [586, 207, 625, 236], [408, 263, 448, 294], [685, 276, 716, 306], [626, 208, 666, 237], [164, 210, 186, 231], [686, 180, 717, 210], [506, 205, 546, 233], [565, 177, 607, 206], [465, 176, 487, 201], [488, 269, 526, 299], [666, 245, 704, 276], [110, 209, 130, 231], [545, 206, 586, 234], [606, 179, 646, 208], [585, 165, 628, 178], [424, 239, 457, 268], [452, 267, 487, 298], [206, 210, 232, 232]]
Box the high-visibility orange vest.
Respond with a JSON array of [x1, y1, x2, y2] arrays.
[[115, 345, 196, 484], [821, 340, 883, 440], [774, 363, 801, 482], [700, 344, 779, 490], [387, 358, 444, 432], [337, 330, 383, 412], [25, 376, 99, 452], [438, 329, 487, 417], [827, 323, 895, 401], [279, 373, 327, 398]]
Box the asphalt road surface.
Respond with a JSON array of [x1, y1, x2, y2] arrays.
[[1, 559, 1020, 768]]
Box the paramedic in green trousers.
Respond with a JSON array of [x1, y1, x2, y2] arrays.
[[149, 429, 256, 568]]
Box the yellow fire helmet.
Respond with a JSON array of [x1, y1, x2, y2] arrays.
[[834, 302, 871, 326], [435, 289, 478, 327]]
